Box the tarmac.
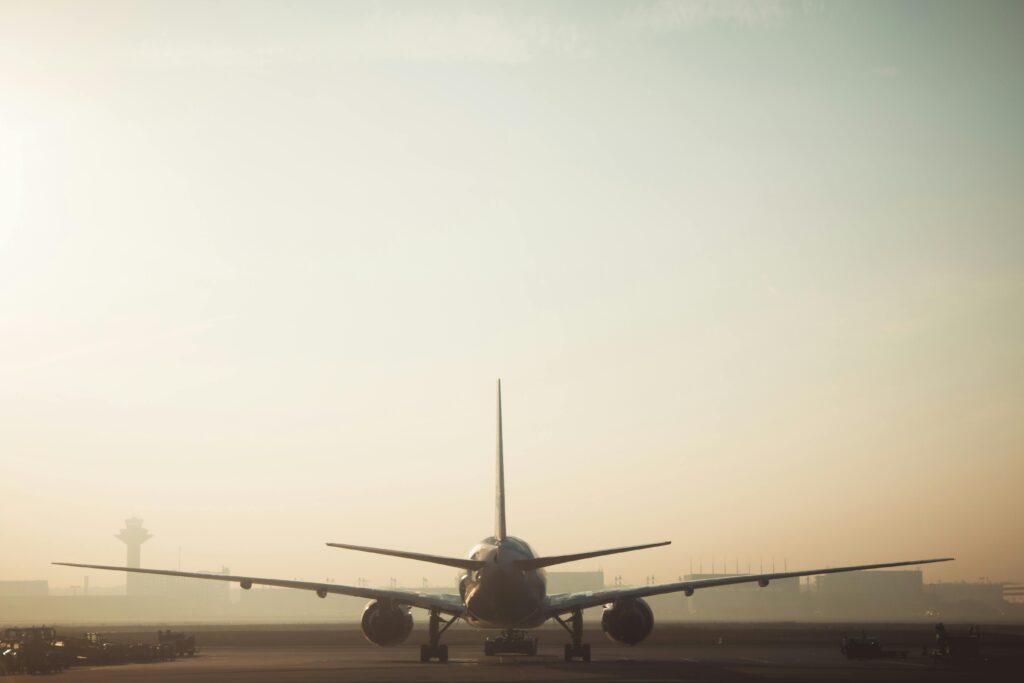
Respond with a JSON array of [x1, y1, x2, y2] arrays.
[[32, 624, 1024, 682]]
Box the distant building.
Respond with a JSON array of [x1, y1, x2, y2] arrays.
[[546, 571, 604, 594], [926, 581, 1014, 619], [0, 581, 48, 597], [680, 573, 806, 621], [815, 570, 925, 620], [150, 567, 233, 608]]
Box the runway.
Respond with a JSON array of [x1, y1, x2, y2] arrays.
[[46, 624, 1024, 682]]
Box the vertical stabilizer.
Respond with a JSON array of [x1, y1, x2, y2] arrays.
[[495, 379, 507, 540]]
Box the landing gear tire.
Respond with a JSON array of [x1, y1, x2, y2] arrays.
[[483, 641, 495, 656]]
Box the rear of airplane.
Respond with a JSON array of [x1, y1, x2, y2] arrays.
[[327, 380, 669, 569]]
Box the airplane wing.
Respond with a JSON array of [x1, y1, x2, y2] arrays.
[[545, 557, 954, 615], [54, 562, 464, 615]]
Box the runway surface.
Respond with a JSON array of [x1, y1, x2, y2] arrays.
[[51, 643, 1022, 683], [40, 624, 1024, 682]]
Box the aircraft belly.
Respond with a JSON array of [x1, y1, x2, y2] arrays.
[[464, 610, 548, 629]]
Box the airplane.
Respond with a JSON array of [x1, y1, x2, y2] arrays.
[[57, 380, 953, 663]]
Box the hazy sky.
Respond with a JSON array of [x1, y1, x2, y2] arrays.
[[2, 1, 1022, 591]]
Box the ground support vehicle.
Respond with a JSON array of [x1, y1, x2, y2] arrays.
[[0, 627, 65, 674], [483, 630, 539, 656], [157, 630, 197, 657], [929, 623, 981, 666]]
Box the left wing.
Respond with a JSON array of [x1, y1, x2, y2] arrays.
[[54, 562, 464, 615], [545, 556, 954, 615]]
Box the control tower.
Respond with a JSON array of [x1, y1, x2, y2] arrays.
[[116, 517, 152, 596]]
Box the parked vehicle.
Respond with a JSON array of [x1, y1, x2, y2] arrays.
[[157, 630, 197, 657], [0, 627, 64, 674]]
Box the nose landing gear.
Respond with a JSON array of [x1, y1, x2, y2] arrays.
[[420, 609, 457, 663], [555, 608, 590, 661], [483, 629, 539, 656]]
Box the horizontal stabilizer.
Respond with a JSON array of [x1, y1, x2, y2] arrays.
[[513, 541, 670, 571], [326, 542, 485, 570]]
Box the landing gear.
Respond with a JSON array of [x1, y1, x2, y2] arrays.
[[483, 630, 538, 656], [420, 609, 456, 662], [555, 608, 590, 661]]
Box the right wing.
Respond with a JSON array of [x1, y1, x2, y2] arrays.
[[53, 562, 464, 615], [546, 556, 954, 615]]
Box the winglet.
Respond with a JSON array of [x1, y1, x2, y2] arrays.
[[495, 379, 507, 541]]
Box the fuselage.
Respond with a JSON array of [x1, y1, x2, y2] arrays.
[[460, 536, 548, 628]]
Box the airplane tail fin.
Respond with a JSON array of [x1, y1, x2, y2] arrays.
[[495, 379, 507, 541]]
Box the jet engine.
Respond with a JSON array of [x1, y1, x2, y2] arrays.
[[360, 600, 413, 646], [601, 598, 654, 645]]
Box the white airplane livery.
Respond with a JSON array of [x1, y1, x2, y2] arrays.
[[57, 380, 954, 662]]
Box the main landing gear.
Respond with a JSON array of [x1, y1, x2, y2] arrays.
[[554, 608, 591, 662], [483, 629, 539, 656], [420, 609, 457, 662]]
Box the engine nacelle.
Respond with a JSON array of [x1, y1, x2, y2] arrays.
[[601, 598, 654, 645], [360, 600, 413, 647]]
